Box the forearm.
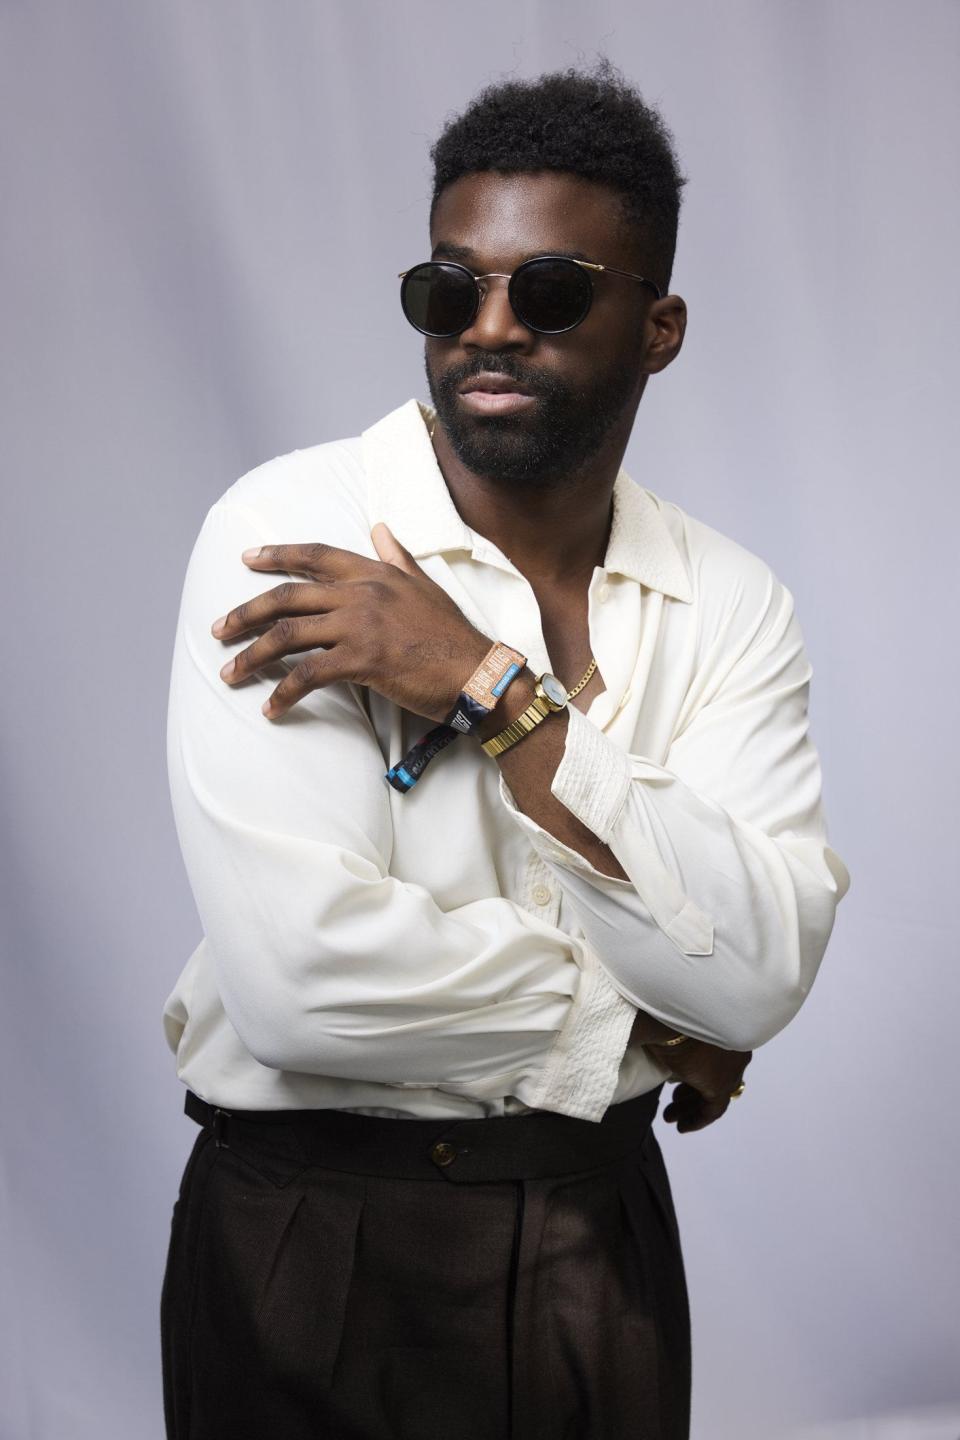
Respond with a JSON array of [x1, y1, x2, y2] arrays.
[[499, 721, 847, 1051], [475, 672, 682, 1046], [475, 668, 628, 880], [477, 659, 848, 1053]]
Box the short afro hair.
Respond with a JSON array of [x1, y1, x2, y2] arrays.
[[429, 59, 688, 296]]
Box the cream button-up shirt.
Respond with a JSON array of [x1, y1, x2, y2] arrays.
[[163, 398, 850, 1121]]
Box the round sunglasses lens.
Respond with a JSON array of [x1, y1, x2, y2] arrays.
[[401, 263, 477, 337], [510, 258, 593, 333]]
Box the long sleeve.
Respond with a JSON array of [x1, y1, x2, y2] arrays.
[[166, 498, 636, 1121], [499, 569, 851, 1052]]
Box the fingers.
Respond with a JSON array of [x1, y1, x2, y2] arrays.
[[212, 581, 338, 640], [664, 1082, 693, 1117], [218, 612, 339, 688], [677, 1097, 730, 1132], [261, 653, 350, 718], [241, 542, 377, 580], [662, 1083, 699, 1126], [370, 522, 419, 574], [662, 1083, 732, 1134]]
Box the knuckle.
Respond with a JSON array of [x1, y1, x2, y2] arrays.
[[363, 578, 391, 604], [305, 542, 330, 566], [273, 581, 297, 607], [292, 657, 319, 686], [272, 615, 297, 644]]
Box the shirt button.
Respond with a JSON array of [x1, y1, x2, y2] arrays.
[[598, 583, 611, 603], [532, 884, 552, 905], [430, 1141, 457, 1168]]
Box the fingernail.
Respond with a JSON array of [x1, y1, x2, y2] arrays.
[[242, 548, 261, 562], [211, 616, 227, 636], [261, 698, 275, 715], [220, 659, 235, 679]]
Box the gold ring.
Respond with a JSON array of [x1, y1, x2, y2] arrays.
[[661, 1032, 689, 1048], [729, 1081, 746, 1099]]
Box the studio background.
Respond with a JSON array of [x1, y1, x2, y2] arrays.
[[2, 3, 958, 1437]]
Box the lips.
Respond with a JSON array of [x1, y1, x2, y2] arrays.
[[456, 372, 537, 415], [457, 373, 534, 397]]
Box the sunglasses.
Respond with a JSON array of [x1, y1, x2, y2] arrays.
[[399, 255, 662, 338]]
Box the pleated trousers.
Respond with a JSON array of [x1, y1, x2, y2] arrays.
[[160, 1084, 690, 1440]]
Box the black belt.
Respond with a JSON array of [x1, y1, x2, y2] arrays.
[[184, 1084, 663, 1186]]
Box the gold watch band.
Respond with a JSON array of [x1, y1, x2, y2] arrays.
[[479, 694, 552, 758]]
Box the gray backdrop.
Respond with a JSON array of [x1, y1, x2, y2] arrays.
[[2, 3, 958, 1437]]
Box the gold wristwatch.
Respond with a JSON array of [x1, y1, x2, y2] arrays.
[[479, 672, 569, 758]]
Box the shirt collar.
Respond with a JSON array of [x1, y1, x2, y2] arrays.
[[361, 398, 693, 603]]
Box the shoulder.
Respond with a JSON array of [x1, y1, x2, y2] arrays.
[[176, 435, 379, 643], [212, 434, 371, 549]]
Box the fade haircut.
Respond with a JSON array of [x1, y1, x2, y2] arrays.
[[429, 59, 688, 296]]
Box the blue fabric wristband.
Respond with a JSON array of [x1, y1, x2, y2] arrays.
[[384, 663, 524, 793]]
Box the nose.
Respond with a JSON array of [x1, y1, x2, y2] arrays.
[[459, 273, 534, 353]]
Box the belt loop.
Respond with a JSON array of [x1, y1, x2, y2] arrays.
[[212, 1106, 232, 1149]]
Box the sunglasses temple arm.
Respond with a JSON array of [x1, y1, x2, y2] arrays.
[[590, 262, 661, 299]]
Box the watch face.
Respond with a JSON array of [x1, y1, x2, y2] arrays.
[[540, 673, 568, 707]]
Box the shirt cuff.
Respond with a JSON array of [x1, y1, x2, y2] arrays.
[[551, 703, 633, 840], [519, 942, 638, 1122], [497, 703, 635, 878]]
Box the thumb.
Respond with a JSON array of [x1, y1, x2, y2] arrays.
[[371, 521, 420, 574]]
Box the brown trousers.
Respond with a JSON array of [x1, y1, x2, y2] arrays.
[[160, 1085, 690, 1439]]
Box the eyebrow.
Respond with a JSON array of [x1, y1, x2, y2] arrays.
[[430, 241, 592, 266]]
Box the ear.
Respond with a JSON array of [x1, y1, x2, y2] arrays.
[[643, 294, 687, 374], [371, 521, 420, 575]]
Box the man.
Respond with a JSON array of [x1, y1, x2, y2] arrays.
[[160, 62, 850, 1440]]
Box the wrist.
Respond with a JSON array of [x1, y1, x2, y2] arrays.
[[630, 1010, 691, 1047], [388, 635, 527, 794], [444, 636, 528, 728], [474, 667, 538, 743], [450, 633, 498, 699]]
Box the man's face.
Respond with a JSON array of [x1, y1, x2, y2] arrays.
[[423, 170, 669, 490]]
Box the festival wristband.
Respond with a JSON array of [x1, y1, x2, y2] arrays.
[[385, 723, 460, 793], [442, 641, 527, 735], [384, 640, 527, 793]]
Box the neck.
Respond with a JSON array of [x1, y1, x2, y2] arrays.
[[429, 416, 633, 587]]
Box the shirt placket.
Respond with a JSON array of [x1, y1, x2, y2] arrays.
[[521, 850, 563, 925]]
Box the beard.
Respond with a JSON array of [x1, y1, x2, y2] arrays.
[[425, 347, 640, 492]]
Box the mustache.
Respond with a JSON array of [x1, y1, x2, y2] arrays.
[[435, 354, 556, 399]]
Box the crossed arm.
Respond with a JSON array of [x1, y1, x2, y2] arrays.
[[474, 677, 755, 1130], [169, 498, 849, 1127]]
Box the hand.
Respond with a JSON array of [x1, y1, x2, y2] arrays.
[[211, 524, 493, 721], [645, 1037, 752, 1134]]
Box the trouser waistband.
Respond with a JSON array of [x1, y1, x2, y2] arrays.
[[183, 1086, 663, 1185]]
